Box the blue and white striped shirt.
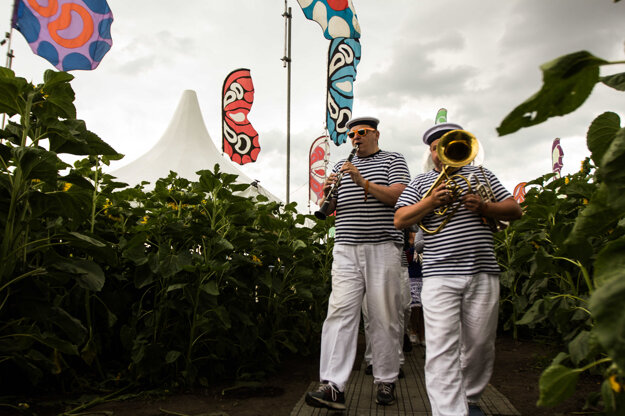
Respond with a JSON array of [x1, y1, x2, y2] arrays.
[[395, 165, 511, 277], [333, 150, 410, 245]]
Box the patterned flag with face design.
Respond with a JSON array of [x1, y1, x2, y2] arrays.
[[296, 0, 360, 39], [222, 68, 260, 165]]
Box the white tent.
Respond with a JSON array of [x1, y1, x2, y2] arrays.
[[110, 90, 281, 202]]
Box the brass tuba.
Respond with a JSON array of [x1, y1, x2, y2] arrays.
[[419, 129, 479, 234]]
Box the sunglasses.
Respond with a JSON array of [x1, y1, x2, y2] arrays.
[[347, 127, 376, 139]]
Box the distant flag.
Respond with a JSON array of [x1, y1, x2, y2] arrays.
[[297, 0, 361, 40], [222, 68, 260, 165], [435, 108, 447, 124], [552, 138, 564, 178], [513, 182, 527, 204], [309, 135, 330, 206], [327, 37, 360, 146], [11, 0, 114, 71]]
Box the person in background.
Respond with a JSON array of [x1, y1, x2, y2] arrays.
[[394, 121, 522, 416], [305, 116, 410, 410], [406, 229, 425, 348]]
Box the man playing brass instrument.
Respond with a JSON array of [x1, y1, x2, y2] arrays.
[[305, 116, 410, 409], [394, 121, 522, 416]]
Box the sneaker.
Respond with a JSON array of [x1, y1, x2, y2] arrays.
[[364, 364, 373, 375], [305, 382, 346, 410], [469, 403, 485, 416], [376, 382, 395, 405]]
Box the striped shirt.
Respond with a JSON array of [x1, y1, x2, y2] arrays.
[[395, 165, 512, 277], [333, 150, 410, 245]]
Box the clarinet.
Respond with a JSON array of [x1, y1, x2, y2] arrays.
[[314, 145, 359, 220]]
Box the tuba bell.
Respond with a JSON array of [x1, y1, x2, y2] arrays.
[[418, 129, 479, 234]]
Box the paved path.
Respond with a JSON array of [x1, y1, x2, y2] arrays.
[[290, 345, 520, 416]]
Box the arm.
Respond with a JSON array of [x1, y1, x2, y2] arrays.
[[394, 183, 450, 229], [462, 194, 522, 221], [340, 161, 407, 207]]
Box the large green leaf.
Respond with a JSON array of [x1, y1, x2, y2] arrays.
[[497, 51, 607, 136], [589, 270, 625, 371], [594, 235, 625, 287], [587, 112, 621, 167], [49, 258, 106, 291], [0, 67, 27, 116], [13, 146, 59, 183], [537, 364, 581, 407]]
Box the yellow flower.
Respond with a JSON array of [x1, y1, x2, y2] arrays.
[[62, 182, 72, 192], [18, 403, 30, 409], [609, 375, 622, 393], [583, 198, 589, 205], [251, 254, 263, 266], [167, 202, 178, 210], [140, 216, 148, 224], [564, 177, 569, 185], [531, 242, 540, 249]]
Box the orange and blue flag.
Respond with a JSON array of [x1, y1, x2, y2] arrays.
[[11, 0, 114, 71]]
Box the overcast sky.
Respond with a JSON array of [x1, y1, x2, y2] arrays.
[[2, 0, 624, 212]]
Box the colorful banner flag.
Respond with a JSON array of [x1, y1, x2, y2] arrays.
[[435, 108, 447, 124], [327, 37, 360, 146], [297, 0, 361, 39], [11, 0, 114, 71], [309, 135, 330, 206], [222, 68, 260, 165], [513, 182, 527, 204], [552, 137, 564, 178]]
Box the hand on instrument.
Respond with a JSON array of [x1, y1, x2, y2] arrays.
[[462, 193, 485, 213], [323, 173, 338, 196], [430, 183, 453, 208], [339, 161, 365, 187]]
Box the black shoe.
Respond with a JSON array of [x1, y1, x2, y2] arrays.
[[376, 382, 395, 405], [403, 333, 413, 352], [469, 403, 485, 416], [398, 367, 404, 379], [305, 382, 346, 410], [364, 364, 372, 375]]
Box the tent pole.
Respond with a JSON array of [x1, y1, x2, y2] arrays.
[[282, 1, 292, 204]]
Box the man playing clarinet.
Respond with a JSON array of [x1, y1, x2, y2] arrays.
[[305, 116, 410, 409]]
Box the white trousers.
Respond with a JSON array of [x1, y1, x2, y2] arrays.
[[319, 242, 403, 391], [421, 274, 499, 416], [363, 266, 412, 365]]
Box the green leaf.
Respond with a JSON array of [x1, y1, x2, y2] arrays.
[[600, 72, 625, 91], [587, 112, 621, 167], [165, 350, 181, 364], [201, 280, 219, 296], [589, 272, 625, 371], [568, 330, 591, 366], [497, 51, 607, 136], [594, 235, 625, 287], [516, 298, 545, 326], [49, 258, 106, 292], [13, 146, 59, 183], [537, 364, 581, 407]]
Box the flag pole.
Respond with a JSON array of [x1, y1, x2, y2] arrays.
[[282, 0, 292, 204], [2, 2, 17, 128]]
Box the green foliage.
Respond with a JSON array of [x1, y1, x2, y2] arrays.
[[497, 51, 625, 136], [496, 46, 625, 412], [0, 68, 334, 407]]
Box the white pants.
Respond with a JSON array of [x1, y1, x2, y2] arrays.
[[363, 266, 412, 366], [421, 274, 499, 416], [319, 242, 403, 391]]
